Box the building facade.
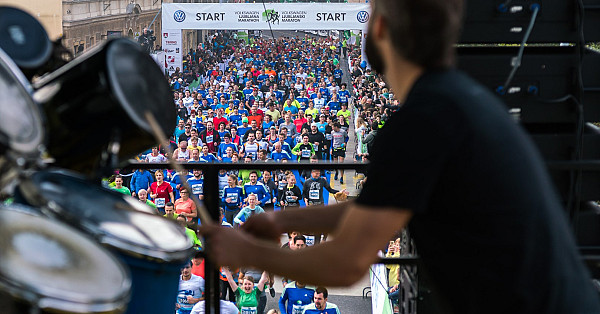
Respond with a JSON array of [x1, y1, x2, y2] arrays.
[[62, 0, 165, 55]]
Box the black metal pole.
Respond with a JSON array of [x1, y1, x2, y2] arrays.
[[203, 166, 221, 314]]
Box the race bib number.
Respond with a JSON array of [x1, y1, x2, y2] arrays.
[[326, 134, 332, 140], [227, 193, 238, 203], [309, 190, 319, 200], [278, 181, 286, 189], [292, 303, 305, 314], [241, 307, 257, 314], [192, 184, 203, 195], [155, 198, 166, 207], [331, 109, 338, 115], [305, 235, 315, 246], [301, 149, 311, 158], [206, 135, 213, 143], [286, 196, 296, 203]]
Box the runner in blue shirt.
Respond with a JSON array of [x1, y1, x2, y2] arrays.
[[279, 282, 315, 314], [243, 171, 269, 207], [221, 174, 243, 225], [187, 169, 204, 201]]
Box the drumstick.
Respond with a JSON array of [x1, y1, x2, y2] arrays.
[[144, 111, 214, 225]]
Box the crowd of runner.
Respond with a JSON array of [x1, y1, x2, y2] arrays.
[[108, 30, 398, 314]]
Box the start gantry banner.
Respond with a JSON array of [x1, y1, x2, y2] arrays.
[[162, 3, 371, 30]]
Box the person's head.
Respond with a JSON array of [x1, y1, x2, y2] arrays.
[[155, 170, 164, 181], [366, 0, 463, 74], [273, 141, 282, 152], [193, 168, 202, 178], [185, 124, 191, 133], [179, 140, 188, 149], [114, 175, 123, 188], [165, 202, 175, 215], [293, 234, 307, 250], [206, 120, 214, 131], [311, 169, 321, 179], [228, 174, 238, 187], [241, 275, 255, 293], [333, 122, 341, 131], [313, 287, 329, 310], [192, 251, 203, 265], [287, 173, 296, 186], [223, 132, 231, 143], [249, 171, 258, 183], [179, 187, 190, 199], [247, 193, 257, 206], [258, 150, 267, 161], [181, 262, 192, 278], [191, 148, 200, 160], [247, 132, 255, 143], [138, 189, 148, 201], [302, 134, 309, 144]]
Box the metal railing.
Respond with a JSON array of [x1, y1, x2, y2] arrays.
[[126, 160, 417, 313]]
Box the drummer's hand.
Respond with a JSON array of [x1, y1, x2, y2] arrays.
[[241, 211, 283, 243], [199, 224, 256, 269]]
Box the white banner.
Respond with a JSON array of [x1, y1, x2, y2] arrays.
[[162, 3, 371, 31], [370, 261, 394, 314], [162, 29, 182, 76]]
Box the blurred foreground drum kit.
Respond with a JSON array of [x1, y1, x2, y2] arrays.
[[0, 7, 194, 314]]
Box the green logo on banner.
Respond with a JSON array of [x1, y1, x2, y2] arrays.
[[262, 9, 279, 24]]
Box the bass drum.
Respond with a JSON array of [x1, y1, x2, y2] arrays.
[[0, 46, 45, 193], [32, 38, 176, 176], [0, 204, 131, 314], [18, 170, 195, 314]]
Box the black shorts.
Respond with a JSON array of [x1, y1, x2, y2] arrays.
[[332, 148, 346, 158]]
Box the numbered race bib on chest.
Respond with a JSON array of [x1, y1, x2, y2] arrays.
[[301, 149, 311, 158], [292, 303, 305, 314], [155, 198, 166, 207], [309, 190, 319, 200], [326, 134, 332, 140], [227, 193, 238, 203], [305, 235, 315, 246], [192, 184, 203, 195], [241, 306, 257, 314], [206, 135, 213, 143]]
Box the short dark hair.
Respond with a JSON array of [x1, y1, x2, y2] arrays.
[[165, 202, 174, 208], [293, 234, 306, 245], [315, 286, 328, 298], [373, 0, 463, 69]]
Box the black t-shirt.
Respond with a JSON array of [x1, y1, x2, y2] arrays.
[[356, 70, 600, 313]]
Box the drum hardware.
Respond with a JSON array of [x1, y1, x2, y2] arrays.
[[17, 170, 194, 314], [31, 38, 176, 177], [0, 205, 131, 314]]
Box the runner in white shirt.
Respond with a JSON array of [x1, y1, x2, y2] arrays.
[[177, 263, 205, 314], [145, 146, 167, 163]]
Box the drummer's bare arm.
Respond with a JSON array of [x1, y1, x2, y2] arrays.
[[203, 202, 412, 286], [244, 202, 350, 240]]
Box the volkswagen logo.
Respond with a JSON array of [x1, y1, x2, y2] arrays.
[[357, 11, 369, 24], [174, 10, 186, 23]]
